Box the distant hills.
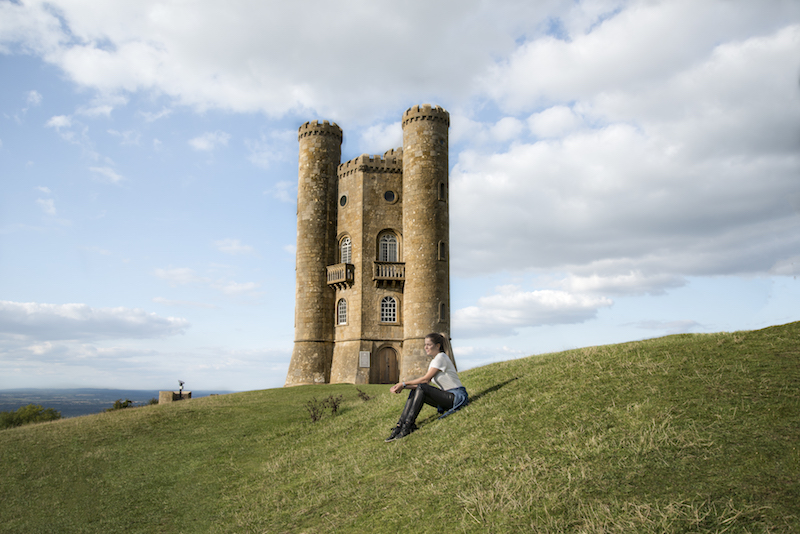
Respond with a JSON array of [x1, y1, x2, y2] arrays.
[[0, 388, 234, 418]]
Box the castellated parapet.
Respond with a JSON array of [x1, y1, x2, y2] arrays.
[[338, 150, 403, 178], [285, 105, 454, 387], [297, 120, 344, 141]]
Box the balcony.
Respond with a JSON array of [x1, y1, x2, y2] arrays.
[[327, 263, 355, 290], [373, 261, 405, 289]]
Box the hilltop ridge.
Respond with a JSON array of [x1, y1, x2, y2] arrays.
[[1, 322, 798, 533]]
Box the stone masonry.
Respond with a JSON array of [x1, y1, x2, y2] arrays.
[[285, 104, 455, 386]]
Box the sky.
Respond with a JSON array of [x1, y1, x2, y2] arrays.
[[1, 0, 799, 392]]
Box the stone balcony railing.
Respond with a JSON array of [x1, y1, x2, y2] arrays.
[[373, 261, 405, 288], [327, 263, 355, 290]]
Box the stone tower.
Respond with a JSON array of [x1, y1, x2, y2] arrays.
[[284, 120, 342, 386], [399, 104, 451, 379], [285, 104, 454, 386]]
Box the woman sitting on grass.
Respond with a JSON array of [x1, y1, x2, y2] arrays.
[[385, 333, 469, 442]]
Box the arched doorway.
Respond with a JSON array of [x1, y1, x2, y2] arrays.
[[371, 347, 399, 384]]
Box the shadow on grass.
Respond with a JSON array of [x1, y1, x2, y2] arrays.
[[417, 377, 520, 427], [469, 377, 520, 404]]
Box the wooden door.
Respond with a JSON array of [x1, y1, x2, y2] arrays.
[[371, 347, 398, 384]]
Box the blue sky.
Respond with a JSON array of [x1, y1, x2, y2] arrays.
[[1, 0, 799, 391]]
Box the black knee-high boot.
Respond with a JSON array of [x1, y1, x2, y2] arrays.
[[397, 388, 424, 439], [403, 387, 425, 426], [385, 388, 424, 442]]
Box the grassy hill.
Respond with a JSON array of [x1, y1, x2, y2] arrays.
[[1, 323, 798, 533]]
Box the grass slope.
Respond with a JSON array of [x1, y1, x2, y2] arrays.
[[1, 323, 798, 533]]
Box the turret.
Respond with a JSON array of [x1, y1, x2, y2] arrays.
[[400, 104, 452, 378], [285, 120, 342, 386]]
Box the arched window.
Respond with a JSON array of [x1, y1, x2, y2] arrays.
[[439, 302, 446, 322], [438, 240, 446, 260], [379, 234, 397, 262], [337, 299, 347, 325], [340, 236, 351, 264], [380, 296, 396, 323], [439, 182, 446, 201]]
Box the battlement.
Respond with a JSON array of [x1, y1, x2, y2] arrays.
[[384, 147, 403, 159], [402, 104, 450, 128], [338, 149, 403, 178], [298, 120, 343, 142]]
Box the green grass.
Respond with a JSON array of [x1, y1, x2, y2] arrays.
[[1, 322, 798, 533]]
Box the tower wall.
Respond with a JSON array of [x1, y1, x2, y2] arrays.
[[400, 104, 451, 379], [330, 151, 405, 384], [285, 120, 342, 386]]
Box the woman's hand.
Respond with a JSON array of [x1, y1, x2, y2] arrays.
[[389, 382, 404, 394]]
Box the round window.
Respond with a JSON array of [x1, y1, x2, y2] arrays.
[[339, 195, 347, 207], [384, 191, 396, 202]]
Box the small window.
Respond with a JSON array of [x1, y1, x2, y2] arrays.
[[439, 302, 446, 322], [337, 299, 347, 325], [340, 195, 347, 207], [340, 236, 352, 264], [438, 182, 446, 201], [380, 296, 396, 323], [379, 234, 397, 262], [384, 190, 396, 203], [438, 241, 446, 260]]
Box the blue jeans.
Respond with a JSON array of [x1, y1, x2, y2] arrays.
[[439, 386, 469, 418]]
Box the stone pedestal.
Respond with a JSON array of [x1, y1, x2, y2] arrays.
[[158, 391, 191, 404]]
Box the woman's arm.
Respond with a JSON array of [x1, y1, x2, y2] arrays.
[[389, 366, 439, 394]]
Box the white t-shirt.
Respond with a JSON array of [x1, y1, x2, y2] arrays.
[[429, 352, 463, 391]]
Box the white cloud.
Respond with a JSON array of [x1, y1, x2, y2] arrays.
[[770, 256, 800, 277], [139, 107, 172, 122], [0, 342, 288, 390], [527, 106, 585, 138], [0, 300, 189, 342], [2, 0, 797, 125], [452, 21, 800, 280], [189, 131, 231, 151], [484, 2, 800, 112], [358, 122, 402, 154], [77, 94, 128, 117], [36, 198, 56, 216], [36, 186, 51, 193], [557, 272, 686, 297], [45, 115, 72, 129], [214, 238, 254, 255], [89, 166, 124, 184], [0, 0, 562, 120], [453, 285, 612, 338], [26, 90, 42, 106], [489, 117, 525, 142]]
